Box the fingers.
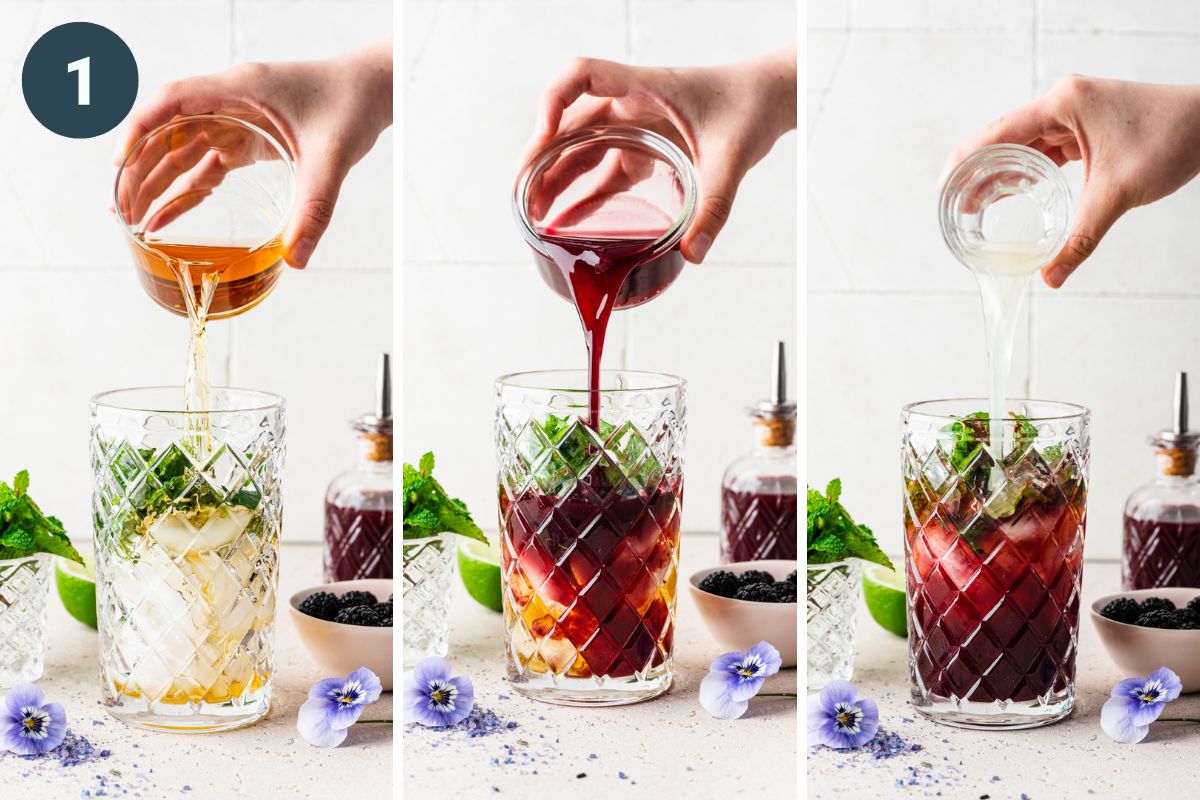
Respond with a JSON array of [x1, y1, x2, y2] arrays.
[[532, 57, 635, 151], [1042, 178, 1131, 288], [283, 149, 348, 269], [682, 159, 742, 264], [940, 98, 1055, 186], [112, 72, 237, 165]]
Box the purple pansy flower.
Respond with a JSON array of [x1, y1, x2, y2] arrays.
[[2, 683, 67, 756], [404, 658, 475, 727], [297, 667, 383, 748], [699, 641, 782, 720], [1100, 667, 1182, 744], [808, 680, 879, 749]]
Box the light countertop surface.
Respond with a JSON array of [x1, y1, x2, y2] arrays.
[[807, 559, 1200, 798], [403, 531, 798, 796], [1, 542, 393, 799]]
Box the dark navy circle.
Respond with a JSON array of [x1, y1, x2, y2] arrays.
[[22, 22, 138, 139]]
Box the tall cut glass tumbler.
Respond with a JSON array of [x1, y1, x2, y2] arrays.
[[92, 388, 285, 732], [903, 399, 1089, 729], [496, 370, 685, 706], [0, 554, 51, 688]]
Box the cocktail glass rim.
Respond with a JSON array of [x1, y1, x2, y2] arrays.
[[903, 397, 1089, 424], [112, 113, 296, 257], [91, 386, 285, 415], [496, 368, 685, 394]]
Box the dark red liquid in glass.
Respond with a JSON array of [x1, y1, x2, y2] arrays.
[[906, 493, 1084, 703], [721, 487, 798, 562], [499, 478, 681, 679], [1123, 512, 1200, 589], [324, 504, 394, 581]]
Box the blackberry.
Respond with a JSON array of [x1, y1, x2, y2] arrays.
[[698, 571, 741, 599], [338, 591, 378, 610], [1136, 609, 1181, 629], [298, 591, 341, 622], [372, 601, 394, 627], [1099, 597, 1142, 625], [736, 570, 776, 588], [734, 582, 778, 602], [771, 582, 797, 603], [1187, 595, 1200, 615], [333, 605, 379, 626], [1140, 597, 1176, 614], [1175, 610, 1200, 630], [785, 570, 797, 585]]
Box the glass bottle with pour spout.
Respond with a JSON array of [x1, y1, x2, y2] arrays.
[[324, 354, 394, 582], [720, 341, 798, 563], [1123, 371, 1200, 590]]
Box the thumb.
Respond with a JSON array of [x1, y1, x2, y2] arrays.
[[1042, 178, 1130, 288], [682, 161, 743, 264], [283, 154, 348, 269]]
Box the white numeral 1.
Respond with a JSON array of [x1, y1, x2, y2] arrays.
[[67, 56, 90, 106]]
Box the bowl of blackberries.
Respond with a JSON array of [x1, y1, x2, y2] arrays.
[[688, 560, 797, 668], [289, 579, 394, 689], [1092, 587, 1200, 691]]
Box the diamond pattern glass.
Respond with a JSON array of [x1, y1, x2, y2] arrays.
[[0, 554, 50, 688], [902, 399, 1089, 729], [806, 561, 860, 688], [402, 533, 454, 668], [722, 488, 798, 562], [91, 388, 285, 732], [496, 370, 685, 705]]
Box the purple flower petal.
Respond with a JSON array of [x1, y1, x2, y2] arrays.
[[308, 677, 346, 702], [700, 672, 748, 719], [444, 676, 475, 725], [412, 657, 453, 689], [40, 702, 67, 752], [727, 674, 766, 703], [1101, 696, 1150, 744], [1111, 676, 1145, 699], [709, 650, 744, 675], [807, 685, 878, 749], [817, 680, 859, 711], [325, 698, 366, 731], [3, 683, 44, 720], [348, 668, 383, 705], [1148, 667, 1183, 703], [744, 642, 782, 678], [297, 698, 348, 748], [405, 663, 474, 727]]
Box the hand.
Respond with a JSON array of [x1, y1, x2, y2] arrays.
[[114, 39, 392, 269], [945, 76, 1200, 288], [525, 46, 796, 263]]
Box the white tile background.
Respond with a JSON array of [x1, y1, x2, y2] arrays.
[[808, 0, 1200, 560], [0, 0, 392, 542], [402, 0, 798, 534]]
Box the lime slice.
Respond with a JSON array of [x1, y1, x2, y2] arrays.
[[458, 536, 502, 612], [56, 555, 97, 629], [862, 563, 907, 637]]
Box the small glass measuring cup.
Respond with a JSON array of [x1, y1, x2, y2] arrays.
[[113, 114, 296, 319], [513, 126, 697, 309], [939, 144, 1072, 273]]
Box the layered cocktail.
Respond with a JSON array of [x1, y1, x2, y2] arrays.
[[902, 399, 1089, 729], [496, 370, 685, 705]]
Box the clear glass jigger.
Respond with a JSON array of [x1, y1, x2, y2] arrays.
[[114, 114, 296, 320], [938, 144, 1072, 274]]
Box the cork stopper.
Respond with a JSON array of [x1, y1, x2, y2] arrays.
[[357, 431, 393, 463], [1152, 371, 1199, 477], [749, 341, 797, 448]]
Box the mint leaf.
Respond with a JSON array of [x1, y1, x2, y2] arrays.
[[806, 478, 893, 570], [0, 472, 83, 564], [402, 452, 486, 543]]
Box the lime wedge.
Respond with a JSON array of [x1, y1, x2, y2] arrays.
[[56, 555, 97, 629], [458, 536, 502, 612], [862, 563, 907, 637]]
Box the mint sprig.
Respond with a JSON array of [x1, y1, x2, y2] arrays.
[[402, 452, 486, 542], [0, 471, 83, 564], [807, 478, 893, 569]]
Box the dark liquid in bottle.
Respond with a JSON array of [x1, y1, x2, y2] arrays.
[[324, 504, 394, 582], [721, 484, 799, 562], [1123, 511, 1200, 589], [533, 232, 681, 429]]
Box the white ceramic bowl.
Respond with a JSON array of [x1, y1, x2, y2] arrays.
[[288, 579, 393, 690], [687, 560, 797, 667], [1091, 587, 1200, 692]]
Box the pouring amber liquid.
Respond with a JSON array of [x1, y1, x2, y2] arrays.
[[129, 235, 285, 320]]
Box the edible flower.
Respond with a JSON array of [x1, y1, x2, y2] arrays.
[[2, 683, 67, 755], [699, 641, 787, 719], [297, 667, 384, 747], [807, 680, 879, 749], [404, 658, 475, 727], [1100, 667, 1183, 744]]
